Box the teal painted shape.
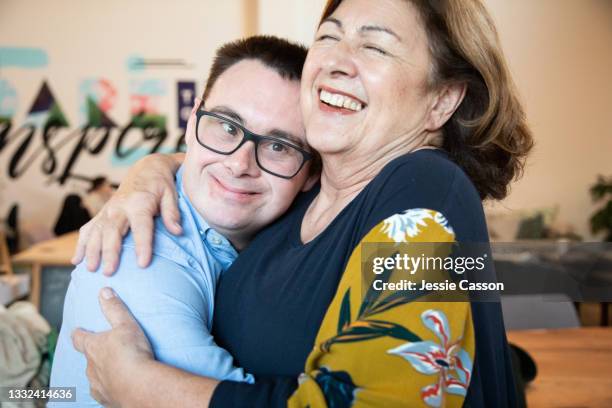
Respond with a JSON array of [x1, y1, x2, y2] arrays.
[[129, 79, 167, 96], [0, 79, 18, 117], [0, 47, 48, 68], [126, 55, 145, 72], [110, 146, 176, 167]]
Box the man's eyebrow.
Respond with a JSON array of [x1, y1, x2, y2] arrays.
[[207, 106, 244, 124], [320, 17, 402, 42]]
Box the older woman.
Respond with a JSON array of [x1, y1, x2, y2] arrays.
[[72, 0, 532, 406]]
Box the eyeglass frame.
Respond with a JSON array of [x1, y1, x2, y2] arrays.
[[194, 109, 313, 179]]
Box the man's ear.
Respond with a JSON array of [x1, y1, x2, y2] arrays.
[[425, 82, 467, 131], [185, 99, 201, 145], [301, 169, 320, 192]]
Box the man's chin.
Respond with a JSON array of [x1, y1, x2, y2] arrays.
[[206, 211, 257, 233]]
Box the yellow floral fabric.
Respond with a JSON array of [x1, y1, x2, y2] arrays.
[[288, 209, 475, 408]]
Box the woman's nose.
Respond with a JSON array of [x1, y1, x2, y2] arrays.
[[323, 41, 358, 79]]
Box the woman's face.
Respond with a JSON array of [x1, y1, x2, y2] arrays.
[[301, 0, 437, 159]]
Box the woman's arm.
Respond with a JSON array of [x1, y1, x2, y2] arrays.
[[74, 211, 474, 407], [72, 288, 219, 407], [210, 210, 475, 408], [72, 152, 184, 275]]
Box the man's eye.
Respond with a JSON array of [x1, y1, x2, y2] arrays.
[[271, 143, 288, 153], [221, 122, 238, 135]]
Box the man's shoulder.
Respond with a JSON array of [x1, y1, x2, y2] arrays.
[[120, 193, 214, 272]]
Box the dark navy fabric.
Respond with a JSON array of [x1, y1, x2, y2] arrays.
[[210, 150, 517, 407]]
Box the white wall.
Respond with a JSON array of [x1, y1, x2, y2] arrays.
[[484, 0, 612, 240], [257, 0, 328, 45]]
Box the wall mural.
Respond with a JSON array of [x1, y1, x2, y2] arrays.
[[1, 79, 193, 185], [0, 47, 197, 236], [0, 47, 49, 69]]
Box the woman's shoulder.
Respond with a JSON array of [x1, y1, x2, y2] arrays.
[[366, 150, 476, 205], [359, 149, 487, 241]]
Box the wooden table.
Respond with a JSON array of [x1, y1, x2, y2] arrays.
[[508, 327, 612, 407], [12, 232, 78, 309]]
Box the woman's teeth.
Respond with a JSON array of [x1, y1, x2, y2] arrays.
[[320, 90, 363, 112]]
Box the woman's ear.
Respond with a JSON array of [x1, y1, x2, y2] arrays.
[[425, 82, 467, 131]]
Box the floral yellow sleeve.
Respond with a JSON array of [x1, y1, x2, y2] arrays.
[[288, 209, 475, 408]]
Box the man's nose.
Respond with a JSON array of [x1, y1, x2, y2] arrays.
[[223, 141, 260, 177]]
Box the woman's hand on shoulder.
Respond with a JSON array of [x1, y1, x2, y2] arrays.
[[72, 153, 184, 275]]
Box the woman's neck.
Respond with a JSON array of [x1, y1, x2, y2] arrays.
[[300, 132, 442, 244]]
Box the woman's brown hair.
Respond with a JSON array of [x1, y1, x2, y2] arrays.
[[320, 0, 533, 200]]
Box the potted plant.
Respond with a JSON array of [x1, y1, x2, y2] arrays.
[[590, 175, 612, 241]]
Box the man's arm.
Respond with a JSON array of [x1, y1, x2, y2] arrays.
[[52, 242, 251, 405], [71, 288, 220, 408]]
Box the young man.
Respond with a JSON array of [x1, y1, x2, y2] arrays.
[[50, 36, 318, 406]]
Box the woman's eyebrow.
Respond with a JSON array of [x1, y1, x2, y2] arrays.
[[320, 17, 343, 31], [320, 17, 401, 42], [360, 25, 402, 42]]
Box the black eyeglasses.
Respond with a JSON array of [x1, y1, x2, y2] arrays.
[[195, 110, 312, 179]]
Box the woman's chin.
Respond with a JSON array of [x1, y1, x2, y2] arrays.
[[307, 129, 354, 155]]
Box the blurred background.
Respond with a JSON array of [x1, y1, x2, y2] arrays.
[[1, 1, 611, 406]]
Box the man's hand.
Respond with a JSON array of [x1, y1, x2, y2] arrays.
[[71, 153, 184, 275], [72, 288, 154, 407]]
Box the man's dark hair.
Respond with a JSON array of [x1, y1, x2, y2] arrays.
[[202, 35, 307, 101], [200, 35, 320, 176]]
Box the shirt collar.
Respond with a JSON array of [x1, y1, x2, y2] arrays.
[[176, 166, 238, 265]]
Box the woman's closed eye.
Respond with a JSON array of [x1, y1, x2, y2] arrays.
[[316, 34, 340, 42], [363, 44, 390, 56]]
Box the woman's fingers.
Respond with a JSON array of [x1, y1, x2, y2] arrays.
[[101, 224, 124, 276], [85, 222, 103, 272], [120, 191, 160, 268], [71, 327, 95, 355], [73, 154, 181, 273], [97, 288, 139, 328], [160, 188, 182, 235], [72, 222, 93, 265], [129, 211, 155, 268]]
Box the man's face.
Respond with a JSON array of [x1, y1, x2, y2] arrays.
[[183, 59, 314, 249]]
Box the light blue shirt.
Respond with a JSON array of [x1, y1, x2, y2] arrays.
[[50, 166, 253, 406]]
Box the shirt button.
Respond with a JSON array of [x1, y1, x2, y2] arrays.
[[210, 236, 222, 245]]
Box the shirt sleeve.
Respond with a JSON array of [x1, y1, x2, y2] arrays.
[[211, 209, 475, 408], [50, 245, 252, 406]]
